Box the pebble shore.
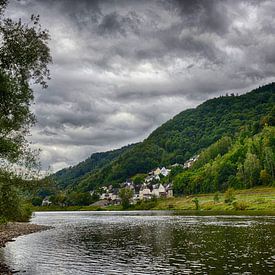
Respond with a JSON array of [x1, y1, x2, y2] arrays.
[[0, 222, 51, 274]]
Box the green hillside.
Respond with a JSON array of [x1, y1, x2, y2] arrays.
[[52, 144, 136, 189], [173, 125, 275, 195], [53, 83, 275, 191]]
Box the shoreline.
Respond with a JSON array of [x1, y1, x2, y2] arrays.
[[0, 222, 51, 274], [32, 208, 275, 216]]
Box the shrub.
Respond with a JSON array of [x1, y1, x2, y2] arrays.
[[192, 197, 200, 210], [0, 184, 32, 222], [31, 197, 43, 206], [0, 216, 7, 225], [232, 201, 249, 210], [224, 188, 236, 204], [119, 188, 134, 209]]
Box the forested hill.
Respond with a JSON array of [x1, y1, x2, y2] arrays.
[[53, 83, 275, 191], [52, 144, 137, 189]]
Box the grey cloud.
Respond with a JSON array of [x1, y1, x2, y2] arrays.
[[6, 0, 275, 171]]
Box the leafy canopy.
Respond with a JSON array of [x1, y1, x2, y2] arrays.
[[0, 1, 51, 166], [0, 0, 51, 222]]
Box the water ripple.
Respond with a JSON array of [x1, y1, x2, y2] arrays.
[[0, 212, 274, 274]]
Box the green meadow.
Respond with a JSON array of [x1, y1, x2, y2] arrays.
[[33, 186, 275, 215]]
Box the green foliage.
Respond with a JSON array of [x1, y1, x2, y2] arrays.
[[0, 183, 32, 222], [194, 136, 232, 168], [0, 216, 7, 224], [224, 188, 236, 204], [173, 126, 275, 195], [31, 196, 43, 206], [134, 199, 157, 210], [233, 201, 249, 211], [0, 10, 51, 164], [0, 2, 51, 222], [260, 170, 271, 185], [64, 192, 93, 206], [55, 83, 275, 192], [132, 173, 147, 185], [192, 197, 200, 210], [119, 187, 133, 209], [52, 144, 136, 189]]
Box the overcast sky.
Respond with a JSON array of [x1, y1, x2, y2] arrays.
[[7, 0, 275, 172]]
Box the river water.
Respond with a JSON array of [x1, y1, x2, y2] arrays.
[[0, 211, 275, 274]]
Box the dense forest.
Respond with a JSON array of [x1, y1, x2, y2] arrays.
[[52, 83, 275, 192], [52, 144, 136, 189], [173, 125, 275, 195]]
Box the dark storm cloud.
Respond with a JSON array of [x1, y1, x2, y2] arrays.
[[7, 0, 275, 171]]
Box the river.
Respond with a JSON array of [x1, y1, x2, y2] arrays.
[[0, 211, 275, 274]]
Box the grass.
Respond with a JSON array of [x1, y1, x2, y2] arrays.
[[33, 186, 275, 215], [151, 186, 275, 213]]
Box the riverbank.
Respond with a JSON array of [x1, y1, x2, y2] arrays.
[[33, 186, 275, 215], [0, 222, 51, 274]]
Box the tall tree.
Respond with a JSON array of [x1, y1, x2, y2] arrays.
[[0, 0, 51, 222], [0, 0, 51, 166]]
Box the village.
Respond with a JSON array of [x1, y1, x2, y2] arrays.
[[90, 155, 200, 207], [41, 155, 199, 207]]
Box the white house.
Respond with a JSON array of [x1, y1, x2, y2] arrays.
[[160, 167, 171, 177], [184, 155, 199, 169], [100, 193, 109, 200], [158, 184, 166, 197], [42, 197, 51, 206], [154, 167, 161, 176], [166, 184, 174, 198], [151, 184, 167, 198], [139, 187, 152, 200]]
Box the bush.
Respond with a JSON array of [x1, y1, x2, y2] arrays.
[[119, 188, 134, 209], [31, 197, 43, 206], [224, 188, 236, 204], [0, 216, 7, 225], [232, 201, 249, 210], [192, 197, 200, 210], [0, 184, 32, 222], [134, 199, 157, 210]]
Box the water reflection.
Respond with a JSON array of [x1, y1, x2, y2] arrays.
[[1, 211, 274, 274]]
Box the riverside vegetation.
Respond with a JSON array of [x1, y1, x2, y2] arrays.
[[33, 186, 275, 214], [0, 0, 51, 224]]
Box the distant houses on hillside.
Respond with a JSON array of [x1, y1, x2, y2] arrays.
[[183, 155, 199, 169], [39, 155, 200, 207], [93, 166, 173, 206], [92, 155, 200, 206]]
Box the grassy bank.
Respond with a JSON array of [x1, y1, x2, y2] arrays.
[[33, 187, 275, 215]]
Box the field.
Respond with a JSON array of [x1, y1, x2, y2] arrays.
[[33, 186, 275, 215]]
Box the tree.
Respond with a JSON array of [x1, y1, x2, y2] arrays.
[[0, 3, 51, 165], [0, 1, 51, 222], [224, 188, 235, 204], [243, 153, 261, 187], [31, 196, 43, 206], [119, 187, 133, 209], [263, 147, 275, 181]]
